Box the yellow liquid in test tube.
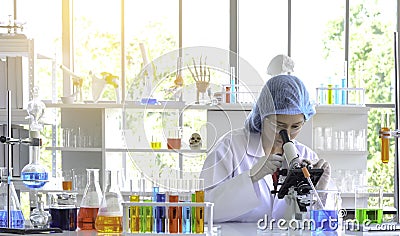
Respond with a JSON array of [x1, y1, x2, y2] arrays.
[[327, 84, 333, 104], [130, 195, 140, 233], [380, 127, 390, 163], [195, 190, 204, 233]]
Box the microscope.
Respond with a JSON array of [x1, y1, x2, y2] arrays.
[[271, 129, 324, 221]]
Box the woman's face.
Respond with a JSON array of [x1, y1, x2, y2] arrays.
[[261, 114, 305, 154]]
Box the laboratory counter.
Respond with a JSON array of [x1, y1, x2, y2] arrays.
[[2, 223, 400, 236]]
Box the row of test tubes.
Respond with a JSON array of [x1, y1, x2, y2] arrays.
[[314, 127, 366, 151], [62, 127, 99, 148], [122, 177, 211, 235]]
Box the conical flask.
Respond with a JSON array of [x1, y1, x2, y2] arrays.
[[95, 169, 123, 233], [77, 169, 102, 230], [0, 167, 25, 228]]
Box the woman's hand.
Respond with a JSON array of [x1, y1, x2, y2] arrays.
[[250, 154, 284, 182], [313, 159, 331, 190]]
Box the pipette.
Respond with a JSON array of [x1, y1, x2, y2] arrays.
[[302, 167, 324, 210]]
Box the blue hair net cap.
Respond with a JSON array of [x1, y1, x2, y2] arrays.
[[245, 74, 316, 133]]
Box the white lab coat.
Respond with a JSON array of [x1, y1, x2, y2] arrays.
[[200, 127, 319, 223]]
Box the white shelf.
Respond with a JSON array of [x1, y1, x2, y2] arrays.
[[105, 148, 207, 154], [45, 147, 102, 152], [315, 150, 369, 156], [44, 101, 254, 111], [315, 105, 370, 114]]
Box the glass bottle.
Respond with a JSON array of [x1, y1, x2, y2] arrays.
[[77, 169, 102, 230], [30, 193, 51, 228], [95, 169, 124, 233], [0, 167, 25, 228]]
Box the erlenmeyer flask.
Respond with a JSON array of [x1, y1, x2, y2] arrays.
[[0, 167, 25, 228], [95, 169, 124, 233], [77, 169, 102, 230]]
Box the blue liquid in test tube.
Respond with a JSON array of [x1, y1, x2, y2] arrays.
[[334, 85, 340, 104], [152, 186, 159, 232], [341, 78, 347, 104], [155, 193, 166, 233], [182, 205, 191, 233]]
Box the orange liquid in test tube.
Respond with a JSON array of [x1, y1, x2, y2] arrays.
[[380, 127, 390, 163]]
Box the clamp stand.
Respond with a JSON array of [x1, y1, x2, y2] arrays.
[[0, 90, 62, 234]]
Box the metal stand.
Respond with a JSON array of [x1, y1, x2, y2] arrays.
[[0, 90, 62, 234]]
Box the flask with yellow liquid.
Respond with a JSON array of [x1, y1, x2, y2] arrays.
[[95, 169, 124, 233]]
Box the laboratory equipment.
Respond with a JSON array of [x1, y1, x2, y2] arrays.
[[59, 65, 84, 103], [95, 169, 124, 233], [180, 179, 192, 234], [168, 179, 182, 233], [155, 192, 166, 233], [195, 179, 205, 233], [272, 130, 324, 221], [129, 179, 140, 233], [21, 86, 48, 189], [309, 190, 340, 231], [48, 192, 78, 231], [0, 167, 24, 229], [140, 71, 157, 105], [380, 113, 390, 163], [77, 169, 102, 230], [29, 193, 51, 229], [355, 186, 383, 224]]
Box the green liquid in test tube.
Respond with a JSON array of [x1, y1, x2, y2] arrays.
[[327, 84, 333, 104]]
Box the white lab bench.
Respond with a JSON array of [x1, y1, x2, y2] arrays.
[[2, 223, 400, 236]]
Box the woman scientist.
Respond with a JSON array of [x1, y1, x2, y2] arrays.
[[200, 74, 331, 223]]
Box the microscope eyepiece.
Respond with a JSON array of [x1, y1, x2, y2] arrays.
[[279, 129, 290, 144]]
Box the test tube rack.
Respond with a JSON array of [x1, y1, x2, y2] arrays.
[[122, 201, 214, 236], [315, 87, 365, 105]]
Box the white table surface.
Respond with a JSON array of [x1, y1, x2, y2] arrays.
[[2, 223, 400, 236]]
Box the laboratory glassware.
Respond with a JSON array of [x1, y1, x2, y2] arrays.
[[49, 192, 78, 231], [180, 179, 192, 234], [310, 190, 340, 231], [355, 186, 383, 224], [129, 179, 140, 233], [30, 193, 51, 229], [21, 86, 49, 189], [77, 169, 102, 230], [95, 169, 124, 233], [169, 179, 182, 233], [380, 113, 390, 163], [0, 167, 25, 229], [195, 179, 204, 233]]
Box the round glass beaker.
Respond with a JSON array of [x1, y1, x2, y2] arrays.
[[77, 169, 102, 230]]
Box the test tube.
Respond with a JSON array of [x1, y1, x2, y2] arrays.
[[152, 179, 159, 233], [140, 178, 153, 233], [230, 67, 236, 104], [168, 179, 182, 233], [129, 179, 140, 233], [327, 84, 333, 104], [195, 179, 204, 233], [181, 179, 192, 233], [380, 113, 390, 163], [341, 78, 347, 104], [155, 192, 166, 233]]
